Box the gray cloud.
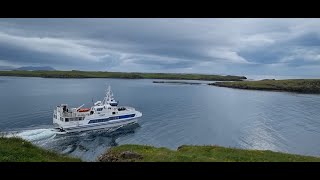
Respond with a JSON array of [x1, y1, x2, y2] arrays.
[[0, 18, 320, 76]]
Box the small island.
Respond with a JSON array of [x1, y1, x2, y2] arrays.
[[98, 144, 320, 162], [0, 70, 247, 81], [153, 81, 202, 85], [209, 79, 320, 94]]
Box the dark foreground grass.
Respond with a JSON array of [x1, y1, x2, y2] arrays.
[[2, 137, 319, 162], [209, 79, 320, 93], [0, 137, 81, 162], [99, 144, 320, 162], [0, 70, 246, 81]]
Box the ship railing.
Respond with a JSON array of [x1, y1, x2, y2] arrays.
[[62, 112, 89, 117], [121, 106, 135, 110]]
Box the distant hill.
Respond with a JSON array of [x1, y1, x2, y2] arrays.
[[0, 66, 14, 70], [15, 66, 56, 71]]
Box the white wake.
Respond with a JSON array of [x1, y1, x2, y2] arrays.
[[6, 128, 57, 142]]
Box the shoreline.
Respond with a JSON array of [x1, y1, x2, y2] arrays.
[[153, 80, 203, 85], [2, 137, 319, 162], [2, 73, 320, 94], [98, 144, 320, 162], [0, 70, 247, 81], [209, 79, 320, 94]]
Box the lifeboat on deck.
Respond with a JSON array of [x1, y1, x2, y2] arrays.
[[77, 108, 90, 112]]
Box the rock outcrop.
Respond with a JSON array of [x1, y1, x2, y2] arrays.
[[98, 150, 143, 162]]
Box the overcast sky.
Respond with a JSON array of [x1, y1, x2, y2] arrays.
[[0, 18, 320, 76]]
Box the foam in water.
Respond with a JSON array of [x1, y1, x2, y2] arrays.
[[9, 129, 57, 142], [4, 126, 124, 142]]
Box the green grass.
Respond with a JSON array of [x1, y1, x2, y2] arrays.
[[0, 137, 81, 162], [0, 70, 246, 81], [2, 137, 319, 162], [209, 79, 320, 93], [100, 144, 320, 162]]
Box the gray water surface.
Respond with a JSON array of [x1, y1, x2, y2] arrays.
[[1, 76, 320, 161]]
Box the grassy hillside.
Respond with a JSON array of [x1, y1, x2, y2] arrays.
[[209, 79, 320, 93], [0, 137, 81, 162], [2, 137, 319, 162], [0, 70, 247, 81], [98, 144, 320, 162]]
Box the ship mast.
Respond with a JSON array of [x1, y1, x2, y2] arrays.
[[103, 85, 114, 105]]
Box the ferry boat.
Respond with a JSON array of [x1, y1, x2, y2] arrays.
[[53, 85, 142, 133]]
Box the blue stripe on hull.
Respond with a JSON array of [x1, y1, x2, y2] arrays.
[[88, 114, 135, 124], [64, 116, 138, 130]]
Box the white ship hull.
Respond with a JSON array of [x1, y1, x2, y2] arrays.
[[53, 109, 142, 133], [53, 85, 143, 133], [56, 118, 139, 133]]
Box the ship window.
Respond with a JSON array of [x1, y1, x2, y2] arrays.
[[97, 108, 103, 111], [65, 118, 69, 122], [112, 112, 116, 115]]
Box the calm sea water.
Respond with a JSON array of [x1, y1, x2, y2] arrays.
[[1, 76, 320, 161]]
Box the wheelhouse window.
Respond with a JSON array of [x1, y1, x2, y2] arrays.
[[97, 108, 103, 111]]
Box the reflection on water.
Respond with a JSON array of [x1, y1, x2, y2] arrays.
[[1, 77, 320, 161], [5, 123, 140, 161], [47, 124, 140, 161]]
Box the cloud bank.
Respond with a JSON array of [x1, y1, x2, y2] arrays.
[[0, 18, 320, 76]]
